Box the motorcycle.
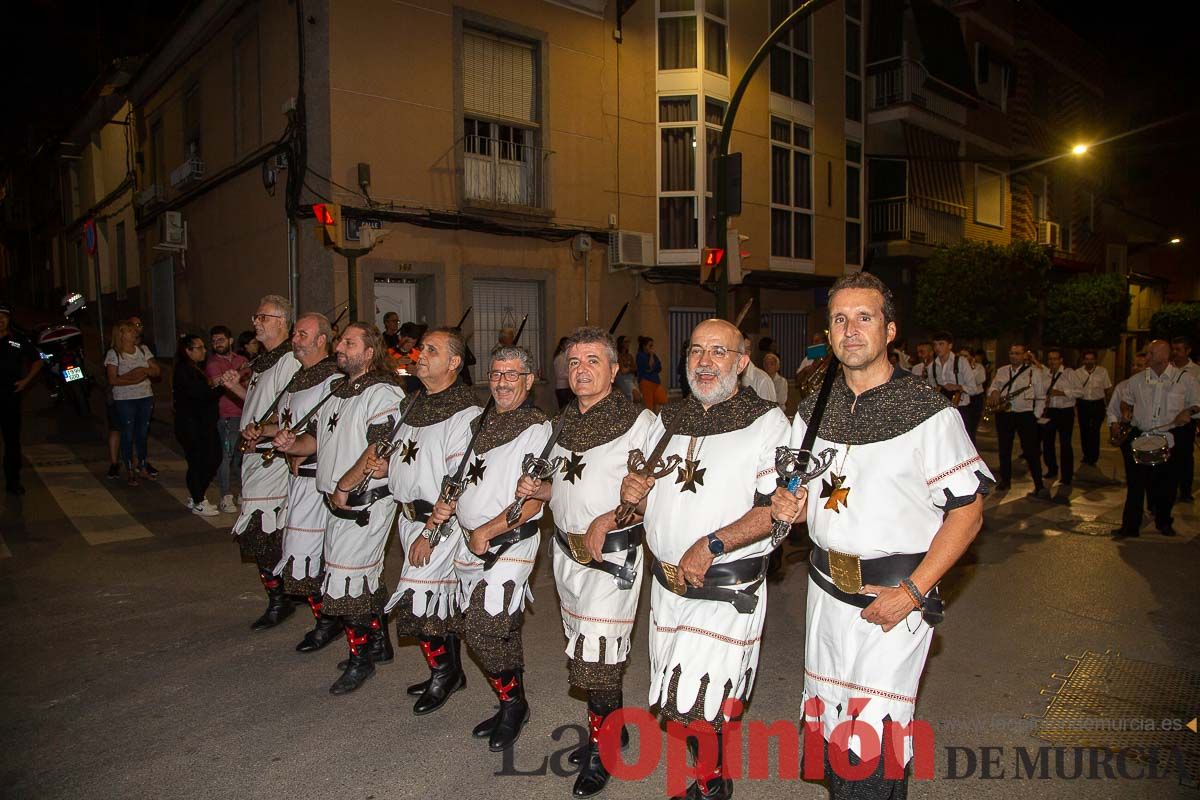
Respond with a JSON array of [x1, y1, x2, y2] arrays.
[[36, 292, 94, 415]]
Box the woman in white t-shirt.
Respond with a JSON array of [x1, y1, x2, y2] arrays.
[[105, 320, 161, 485]]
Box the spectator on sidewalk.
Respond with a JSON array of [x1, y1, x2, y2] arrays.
[[206, 325, 247, 513], [105, 320, 160, 486], [1, 302, 42, 495], [636, 336, 668, 412], [615, 335, 641, 402], [174, 334, 223, 516], [381, 312, 401, 350], [762, 352, 789, 413], [236, 331, 262, 361], [553, 335, 573, 409]]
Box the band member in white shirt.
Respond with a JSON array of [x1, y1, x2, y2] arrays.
[[910, 341, 933, 380], [1169, 337, 1199, 501], [927, 332, 979, 433], [1039, 348, 1081, 487], [1109, 340, 1200, 538], [1073, 349, 1113, 466], [959, 347, 987, 443], [739, 334, 777, 405], [987, 343, 1050, 499]]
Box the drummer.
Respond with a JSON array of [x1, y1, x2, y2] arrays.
[[1109, 340, 1200, 539]]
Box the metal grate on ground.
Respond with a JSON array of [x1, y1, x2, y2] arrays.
[[1029, 649, 1200, 787]]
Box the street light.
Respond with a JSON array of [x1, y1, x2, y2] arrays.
[[1071, 144, 1089, 155], [1170, 237, 1182, 245]]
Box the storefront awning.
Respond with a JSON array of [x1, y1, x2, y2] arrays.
[[903, 122, 967, 217]]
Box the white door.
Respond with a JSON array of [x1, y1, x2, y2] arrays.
[[374, 279, 418, 328]]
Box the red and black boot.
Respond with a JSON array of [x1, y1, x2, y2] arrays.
[[572, 693, 628, 797], [336, 614, 394, 667], [250, 570, 294, 631], [412, 633, 466, 715], [484, 669, 529, 752], [329, 623, 375, 695], [296, 595, 341, 653], [568, 691, 629, 765]]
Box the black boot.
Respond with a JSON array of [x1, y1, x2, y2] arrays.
[[335, 614, 394, 667], [486, 669, 529, 752], [695, 733, 732, 800], [572, 694, 623, 797], [569, 690, 628, 765], [329, 623, 375, 695], [250, 571, 294, 631], [407, 678, 431, 697], [297, 595, 342, 653], [412, 634, 466, 715]]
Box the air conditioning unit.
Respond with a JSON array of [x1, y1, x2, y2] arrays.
[[1037, 220, 1061, 248], [169, 157, 205, 189], [161, 211, 186, 246], [136, 184, 163, 207], [607, 230, 655, 271]]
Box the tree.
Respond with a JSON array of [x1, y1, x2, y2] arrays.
[[915, 240, 1052, 340], [1044, 273, 1131, 349], [1149, 302, 1200, 342]]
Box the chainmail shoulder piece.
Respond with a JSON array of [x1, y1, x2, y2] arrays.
[[472, 405, 549, 454], [557, 391, 643, 452], [658, 388, 777, 437], [794, 368, 949, 445]]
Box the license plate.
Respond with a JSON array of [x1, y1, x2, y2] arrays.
[[63, 366, 84, 382]]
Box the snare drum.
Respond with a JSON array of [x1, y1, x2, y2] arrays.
[[1131, 434, 1170, 466]]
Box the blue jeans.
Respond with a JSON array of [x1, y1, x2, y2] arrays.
[[216, 416, 243, 495], [115, 396, 154, 468]]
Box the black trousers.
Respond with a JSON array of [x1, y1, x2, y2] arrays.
[[1, 392, 21, 488], [1119, 428, 1179, 533], [1040, 407, 1075, 483], [996, 410, 1043, 489], [1174, 422, 1195, 498], [1076, 399, 1106, 463], [175, 420, 221, 505], [965, 394, 984, 444]]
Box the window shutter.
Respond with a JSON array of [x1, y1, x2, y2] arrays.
[[463, 31, 536, 124]]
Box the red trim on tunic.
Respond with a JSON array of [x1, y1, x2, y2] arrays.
[[804, 668, 917, 704], [925, 455, 982, 486]]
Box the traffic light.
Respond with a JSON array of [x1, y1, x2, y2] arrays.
[[312, 203, 343, 249], [727, 230, 750, 285], [700, 247, 725, 284]]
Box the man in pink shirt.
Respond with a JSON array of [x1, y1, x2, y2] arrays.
[[206, 325, 248, 513]]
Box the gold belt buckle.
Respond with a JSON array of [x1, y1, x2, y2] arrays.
[[567, 532, 591, 565], [826, 549, 863, 594], [659, 562, 687, 595]]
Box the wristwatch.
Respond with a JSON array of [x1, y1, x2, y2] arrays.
[[706, 532, 726, 555]]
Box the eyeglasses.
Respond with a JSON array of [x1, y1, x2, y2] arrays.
[[488, 370, 531, 383], [251, 313, 285, 324], [687, 345, 743, 360]]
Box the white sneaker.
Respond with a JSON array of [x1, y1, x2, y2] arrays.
[[185, 498, 197, 511], [219, 495, 238, 514], [193, 499, 220, 517]]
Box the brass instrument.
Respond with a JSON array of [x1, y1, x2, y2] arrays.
[[1110, 420, 1133, 447], [795, 353, 833, 401]]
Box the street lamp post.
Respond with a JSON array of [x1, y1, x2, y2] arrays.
[[712, 0, 838, 319]]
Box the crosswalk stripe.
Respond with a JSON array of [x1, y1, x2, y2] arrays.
[[146, 435, 231, 529], [25, 444, 155, 545]]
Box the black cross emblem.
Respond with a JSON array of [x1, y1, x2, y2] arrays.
[[327, 413, 339, 432], [466, 456, 487, 486], [400, 439, 420, 464], [280, 408, 293, 428], [675, 458, 706, 493], [561, 451, 586, 484], [248, 376, 259, 392]]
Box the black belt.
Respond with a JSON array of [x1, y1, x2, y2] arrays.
[[295, 465, 317, 478], [807, 546, 943, 626], [553, 525, 644, 590], [651, 554, 766, 614], [326, 485, 392, 526], [399, 499, 434, 523], [477, 521, 541, 570]]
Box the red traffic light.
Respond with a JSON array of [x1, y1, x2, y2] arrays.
[[312, 203, 335, 225], [702, 247, 725, 267]]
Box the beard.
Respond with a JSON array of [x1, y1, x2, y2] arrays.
[[213, 343, 230, 355], [687, 364, 738, 405], [336, 352, 368, 375]]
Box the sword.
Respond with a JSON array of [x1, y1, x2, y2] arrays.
[[427, 313, 529, 547], [614, 411, 686, 528], [348, 389, 426, 495], [237, 377, 293, 454], [608, 302, 630, 335], [453, 306, 472, 330], [732, 296, 754, 327], [769, 446, 837, 547], [504, 403, 571, 525], [261, 376, 347, 465]]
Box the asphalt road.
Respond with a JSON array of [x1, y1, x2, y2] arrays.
[[2, 387, 1198, 799]]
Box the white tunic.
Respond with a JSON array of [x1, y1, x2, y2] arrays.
[[273, 362, 342, 584], [233, 344, 300, 535], [383, 388, 481, 620], [315, 377, 405, 602], [550, 403, 658, 666], [454, 416, 552, 618], [639, 393, 790, 723], [791, 377, 993, 765]]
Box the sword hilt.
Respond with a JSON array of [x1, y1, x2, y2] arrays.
[[505, 455, 564, 525], [427, 477, 466, 547], [350, 440, 399, 495]]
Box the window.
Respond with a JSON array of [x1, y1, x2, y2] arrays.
[[846, 140, 862, 265], [472, 278, 544, 379], [974, 164, 1004, 227], [149, 119, 165, 188], [659, 96, 699, 251], [183, 83, 202, 158], [769, 0, 812, 104], [974, 43, 1011, 111], [233, 27, 262, 155], [462, 28, 542, 207], [657, 0, 726, 76], [770, 116, 813, 261], [704, 97, 726, 245], [845, 1, 863, 122], [115, 221, 127, 299]]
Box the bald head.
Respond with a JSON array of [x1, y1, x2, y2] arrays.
[[1147, 339, 1171, 372], [693, 319, 743, 349]]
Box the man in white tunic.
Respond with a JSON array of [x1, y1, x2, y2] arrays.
[[926, 332, 979, 431], [772, 272, 991, 800], [1039, 347, 1081, 487], [273, 323, 404, 694], [1073, 349, 1113, 466], [424, 344, 550, 752], [599, 319, 789, 800], [231, 295, 300, 630], [343, 328, 480, 714], [515, 326, 657, 797], [986, 343, 1049, 498]]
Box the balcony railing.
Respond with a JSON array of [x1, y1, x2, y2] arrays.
[[867, 58, 967, 124], [868, 197, 964, 247], [463, 134, 547, 210]]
